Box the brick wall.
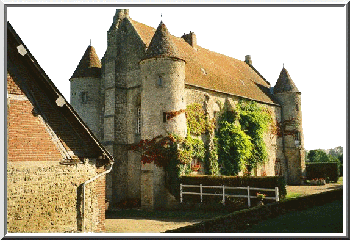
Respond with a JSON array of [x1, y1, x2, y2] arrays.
[[7, 73, 63, 162], [7, 73, 107, 233]]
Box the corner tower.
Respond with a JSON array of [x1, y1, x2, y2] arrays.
[[273, 67, 306, 185], [70, 45, 102, 140], [139, 21, 186, 210]]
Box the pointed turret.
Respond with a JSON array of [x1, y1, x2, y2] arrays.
[[70, 45, 102, 140], [274, 67, 299, 94], [145, 21, 184, 61], [70, 45, 101, 79], [273, 66, 305, 185]]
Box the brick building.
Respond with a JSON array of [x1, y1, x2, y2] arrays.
[[6, 22, 113, 233], [70, 9, 306, 210]]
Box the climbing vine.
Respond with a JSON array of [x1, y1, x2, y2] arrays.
[[238, 100, 272, 171], [216, 100, 273, 175], [130, 99, 274, 199]]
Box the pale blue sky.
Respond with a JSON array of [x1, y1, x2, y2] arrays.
[[6, 5, 347, 151]]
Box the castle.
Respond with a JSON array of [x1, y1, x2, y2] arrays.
[[70, 9, 306, 210]]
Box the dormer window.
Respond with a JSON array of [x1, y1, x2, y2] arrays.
[[157, 76, 163, 86]]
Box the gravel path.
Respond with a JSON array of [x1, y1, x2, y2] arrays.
[[286, 182, 343, 197], [105, 182, 343, 233]]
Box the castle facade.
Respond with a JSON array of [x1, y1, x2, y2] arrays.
[[70, 9, 306, 210]]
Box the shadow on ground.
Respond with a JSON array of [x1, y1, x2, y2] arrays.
[[106, 209, 230, 223]]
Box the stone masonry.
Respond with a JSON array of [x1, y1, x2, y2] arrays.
[[69, 9, 306, 210]]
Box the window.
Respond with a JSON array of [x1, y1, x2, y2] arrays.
[[136, 107, 141, 134], [81, 92, 88, 104], [163, 112, 167, 123], [157, 76, 163, 86], [296, 104, 299, 111]]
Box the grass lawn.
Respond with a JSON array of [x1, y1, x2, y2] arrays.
[[338, 176, 343, 185], [284, 192, 303, 199], [243, 200, 343, 233]]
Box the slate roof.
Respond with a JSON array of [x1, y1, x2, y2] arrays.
[[7, 22, 113, 165], [145, 21, 183, 61], [274, 67, 299, 94], [130, 19, 278, 105], [71, 45, 102, 79]]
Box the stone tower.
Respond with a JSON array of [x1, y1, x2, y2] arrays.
[[70, 45, 102, 139], [139, 21, 187, 210], [100, 9, 146, 207], [273, 67, 306, 185]]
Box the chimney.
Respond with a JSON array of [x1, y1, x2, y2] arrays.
[[113, 9, 129, 22], [245, 55, 252, 65], [181, 31, 197, 50]]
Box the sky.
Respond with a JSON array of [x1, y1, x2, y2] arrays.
[[5, 5, 347, 151]]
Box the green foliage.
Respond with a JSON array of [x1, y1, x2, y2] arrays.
[[306, 162, 339, 182], [307, 149, 330, 162], [177, 135, 206, 175], [217, 122, 253, 175], [307, 148, 342, 176], [216, 100, 272, 175], [205, 136, 219, 175], [186, 103, 207, 136], [238, 101, 272, 169]]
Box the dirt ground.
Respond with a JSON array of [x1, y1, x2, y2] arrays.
[[286, 182, 343, 196], [105, 218, 200, 233], [105, 181, 343, 233]]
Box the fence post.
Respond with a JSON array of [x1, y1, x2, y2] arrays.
[[200, 184, 203, 203], [222, 185, 225, 205], [275, 187, 279, 202], [180, 184, 183, 203], [247, 186, 251, 208]]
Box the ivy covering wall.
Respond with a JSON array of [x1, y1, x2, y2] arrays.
[[130, 100, 273, 199]]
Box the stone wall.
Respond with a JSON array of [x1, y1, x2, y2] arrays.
[[100, 14, 146, 207], [7, 160, 106, 233], [274, 91, 306, 184], [70, 77, 102, 140]]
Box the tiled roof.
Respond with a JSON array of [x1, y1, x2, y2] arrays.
[[130, 19, 277, 105], [274, 67, 299, 94], [145, 21, 183, 60], [71, 45, 102, 79]]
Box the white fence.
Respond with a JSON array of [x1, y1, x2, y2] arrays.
[[180, 184, 279, 207]]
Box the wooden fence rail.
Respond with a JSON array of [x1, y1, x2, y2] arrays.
[[180, 184, 279, 207]]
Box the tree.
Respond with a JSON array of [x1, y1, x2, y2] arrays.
[[307, 149, 329, 162]]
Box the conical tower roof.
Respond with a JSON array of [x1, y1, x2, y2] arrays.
[[71, 45, 101, 79], [145, 21, 183, 60], [274, 67, 299, 94]]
